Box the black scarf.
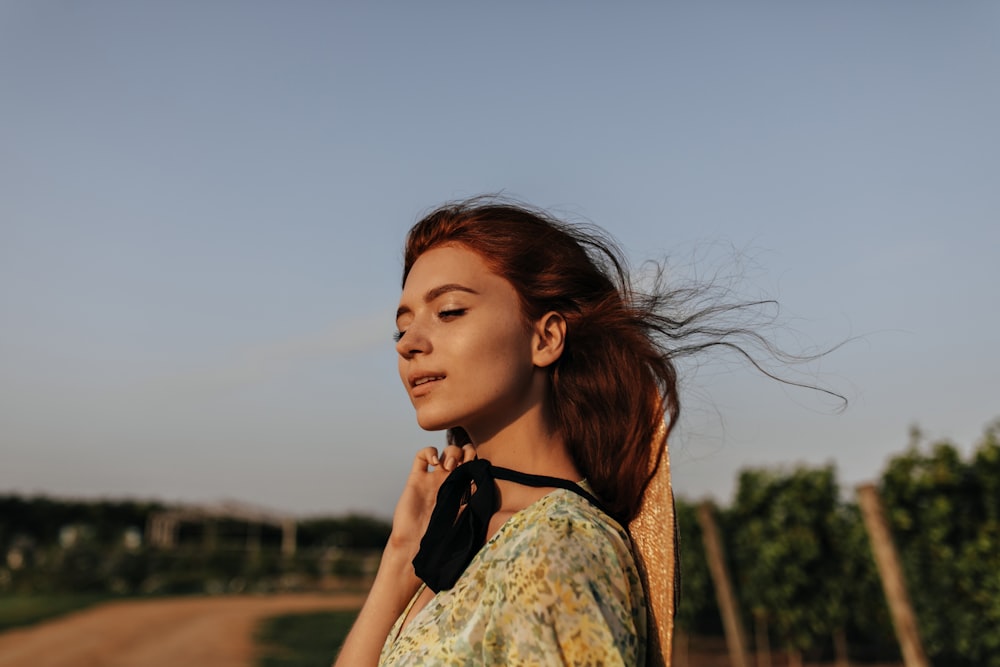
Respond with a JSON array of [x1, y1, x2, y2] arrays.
[[412, 458, 606, 593]]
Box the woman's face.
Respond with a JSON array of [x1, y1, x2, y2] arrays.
[[395, 244, 540, 439]]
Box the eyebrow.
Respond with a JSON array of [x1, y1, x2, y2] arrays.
[[396, 283, 480, 319]]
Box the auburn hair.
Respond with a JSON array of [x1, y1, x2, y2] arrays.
[[402, 196, 842, 524], [400, 198, 680, 524]]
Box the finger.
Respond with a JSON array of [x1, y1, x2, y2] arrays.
[[461, 444, 477, 463], [412, 447, 441, 473], [440, 444, 464, 471]]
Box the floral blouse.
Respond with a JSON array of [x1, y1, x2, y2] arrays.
[[378, 485, 647, 666]]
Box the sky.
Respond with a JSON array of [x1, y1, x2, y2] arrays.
[[2, 2, 998, 518]]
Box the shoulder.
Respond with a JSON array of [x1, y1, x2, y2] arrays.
[[506, 487, 632, 558], [493, 488, 640, 597], [480, 489, 647, 664]]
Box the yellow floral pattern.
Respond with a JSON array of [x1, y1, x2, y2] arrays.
[[379, 485, 647, 666]]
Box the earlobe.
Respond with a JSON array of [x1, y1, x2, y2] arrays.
[[532, 312, 566, 368]]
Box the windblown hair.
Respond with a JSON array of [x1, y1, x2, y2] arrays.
[[402, 196, 837, 524]]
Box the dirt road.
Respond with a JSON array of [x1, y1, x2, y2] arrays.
[[0, 593, 365, 667]]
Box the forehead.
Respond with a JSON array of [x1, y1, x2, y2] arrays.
[[401, 244, 502, 296]]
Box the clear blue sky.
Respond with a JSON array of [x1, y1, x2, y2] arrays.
[[2, 3, 998, 517]]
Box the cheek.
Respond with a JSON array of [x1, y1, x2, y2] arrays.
[[478, 324, 535, 378]]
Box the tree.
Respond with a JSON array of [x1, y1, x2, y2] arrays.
[[674, 499, 721, 636], [671, 499, 725, 666], [879, 423, 1000, 666], [728, 466, 848, 665]]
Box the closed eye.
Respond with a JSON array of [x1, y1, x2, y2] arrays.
[[393, 308, 465, 343]]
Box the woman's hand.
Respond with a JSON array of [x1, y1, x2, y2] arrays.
[[333, 442, 476, 667], [387, 443, 477, 557]]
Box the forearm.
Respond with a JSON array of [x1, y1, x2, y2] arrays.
[[334, 546, 422, 667], [335, 444, 470, 665]]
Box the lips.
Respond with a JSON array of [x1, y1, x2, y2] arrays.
[[408, 372, 446, 393]]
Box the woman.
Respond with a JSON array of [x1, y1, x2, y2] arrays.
[[335, 197, 770, 666]]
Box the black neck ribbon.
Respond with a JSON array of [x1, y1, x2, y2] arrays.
[[412, 458, 606, 593]]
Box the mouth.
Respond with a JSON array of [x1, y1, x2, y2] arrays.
[[409, 373, 446, 390]]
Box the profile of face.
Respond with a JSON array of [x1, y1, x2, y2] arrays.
[[394, 244, 560, 441]]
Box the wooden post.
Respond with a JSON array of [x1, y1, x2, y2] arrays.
[[162, 517, 178, 548], [833, 627, 850, 667], [754, 610, 771, 667], [281, 520, 297, 558], [698, 502, 751, 667], [673, 629, 689, 667], [247, 521, 261, 563], [145, 515, 155, 547], [204, 520, 217, 552], [856, 484, 931, 667]]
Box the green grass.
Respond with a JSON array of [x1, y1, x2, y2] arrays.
[[255, 609, 359, 667], [0, 594, 110, 633]]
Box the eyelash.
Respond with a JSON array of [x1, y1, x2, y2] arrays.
[[393, 308, 467, 343]]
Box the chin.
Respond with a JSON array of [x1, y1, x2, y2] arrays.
[[414, 411, 455, 433]]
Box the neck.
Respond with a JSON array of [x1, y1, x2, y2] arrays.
[[466, 406, 581, 483]]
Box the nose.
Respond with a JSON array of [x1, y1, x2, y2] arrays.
[[395, 322, 430, 359]]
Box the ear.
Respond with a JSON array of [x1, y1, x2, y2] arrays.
[[531, 311, 566, 368]]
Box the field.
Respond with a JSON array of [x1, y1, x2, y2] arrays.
[[255, 609, 358, 667], [0, 594, 908, 667], [0, 595, 110, 633], [0, 593, 364, 667]]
